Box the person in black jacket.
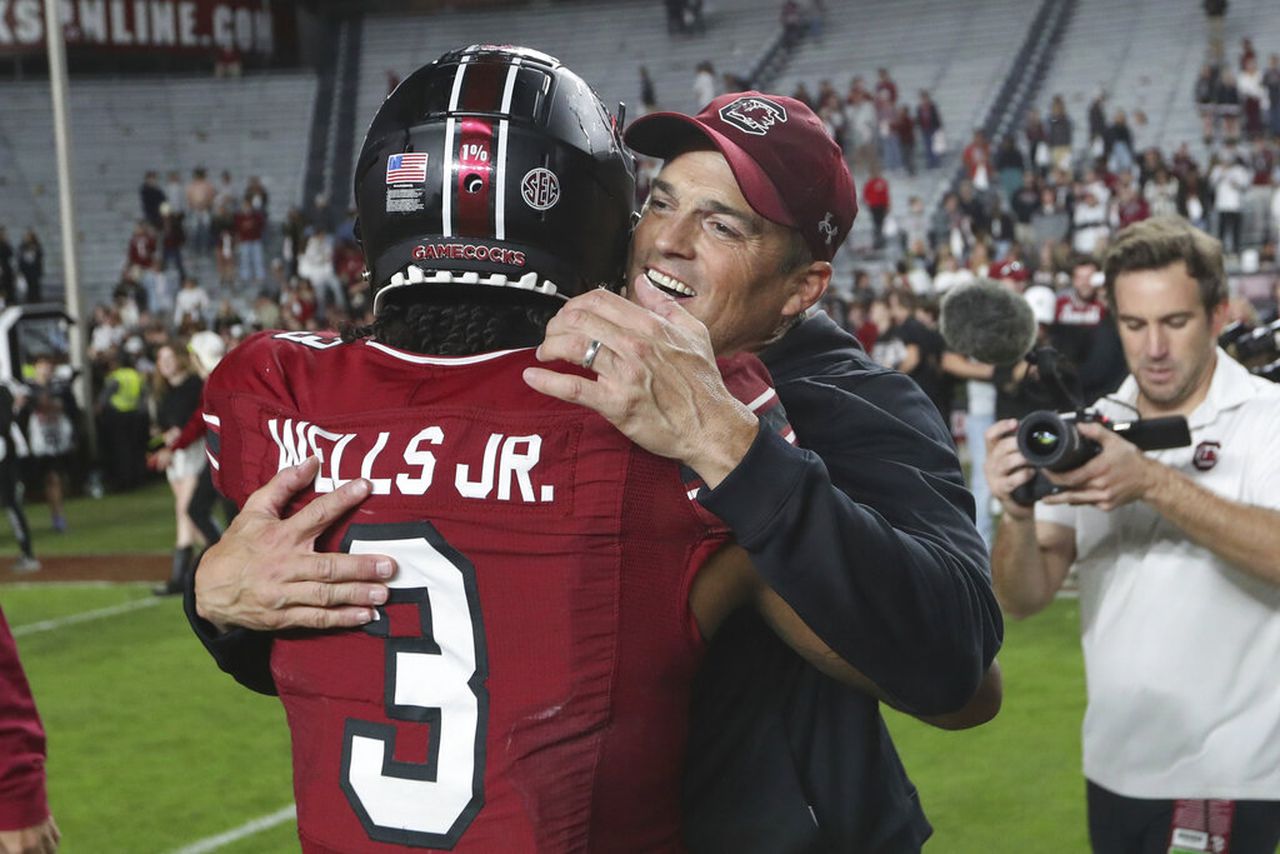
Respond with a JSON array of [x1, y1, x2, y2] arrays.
[[0, 383, 38, 573], [535, 92, 1001, 852], [186, 88, 1002, 852], [150, 342, 205, 595], [0, 228, 14, 307], [16, 230, 42, 304]]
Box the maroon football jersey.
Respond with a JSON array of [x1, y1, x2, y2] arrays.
[[203, 330, 788, 853]]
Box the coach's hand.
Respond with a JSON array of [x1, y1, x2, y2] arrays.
[[523, 279, 758, 489], [194, 457, 394, 634]]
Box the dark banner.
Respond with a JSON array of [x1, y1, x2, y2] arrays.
[[0, 0, 283, 57]]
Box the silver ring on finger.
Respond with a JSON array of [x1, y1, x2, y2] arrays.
[[582, 338, 603, 371]]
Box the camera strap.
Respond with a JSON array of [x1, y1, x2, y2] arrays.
[[1166, 799, 1234, 853]]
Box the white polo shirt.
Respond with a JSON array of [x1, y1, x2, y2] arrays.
[[1037, 349, 1280, 799]]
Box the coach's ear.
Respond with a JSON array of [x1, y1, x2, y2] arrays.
[[353, 217, 362, 248], [781, 260, 832, 321]]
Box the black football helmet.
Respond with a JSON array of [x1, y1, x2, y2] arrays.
[[355, 45, 636, 312]]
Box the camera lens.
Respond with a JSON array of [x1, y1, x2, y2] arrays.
[[1016, 410, 1099, 471], [1029, 429, 1060, 452]]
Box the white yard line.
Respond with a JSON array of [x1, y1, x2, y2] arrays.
[[4, 580, 153, 589], [169, 804, 296, 854], [11, 596, 162, 637]]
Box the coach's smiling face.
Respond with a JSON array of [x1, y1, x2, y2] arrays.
[[625, 149, 828, 356]]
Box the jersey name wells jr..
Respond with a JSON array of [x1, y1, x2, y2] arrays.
[[267, 417, 558, 504]]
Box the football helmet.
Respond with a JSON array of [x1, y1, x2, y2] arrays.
[[354, 45, 636, 312]]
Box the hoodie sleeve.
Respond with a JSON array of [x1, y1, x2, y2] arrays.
[[699, 370, 1003, 715]]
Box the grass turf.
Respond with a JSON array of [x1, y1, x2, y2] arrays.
[[8, 590, 294, 853], [0, 478, 177, 558], [4, 576, 1090, 852], [887, 599, 1088, 851], [2, 477, 1092, 851]]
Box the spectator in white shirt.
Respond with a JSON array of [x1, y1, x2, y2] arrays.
[[692, 60, 717, 111], [296, 226, 346, 318], [173, 276, 211, 329], [1209, 153, 1251, 254]]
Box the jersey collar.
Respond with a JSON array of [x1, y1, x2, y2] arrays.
[[363, 340, 532, 365]]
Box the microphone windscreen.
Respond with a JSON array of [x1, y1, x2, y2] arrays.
[[939, 279, 1039, 365]]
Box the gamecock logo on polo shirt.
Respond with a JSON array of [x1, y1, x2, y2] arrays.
[[1192, 440, 1220, 471], [719, 96, 788, 136]]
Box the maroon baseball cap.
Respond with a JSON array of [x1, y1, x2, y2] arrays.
[[990, 258, 1030, 283], [624, 91, 857, 262]]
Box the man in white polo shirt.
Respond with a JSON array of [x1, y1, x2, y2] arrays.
[[984, 215, 1280, 854]]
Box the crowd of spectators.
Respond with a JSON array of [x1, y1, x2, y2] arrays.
[[789, 34, 1280, 537], [847, 36, 1280, 309], [26, 162, 373, 512], [0, 154, 376, 568], [790, 69, 946, 178], [9, 15, 1280, 540]]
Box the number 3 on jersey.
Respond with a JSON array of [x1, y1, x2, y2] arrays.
[[339, 522, 489, 848]]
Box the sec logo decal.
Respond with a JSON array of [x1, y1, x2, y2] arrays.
[[521, 168, 560, 211]]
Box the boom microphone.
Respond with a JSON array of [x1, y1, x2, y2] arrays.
[[939, 279, 1039, 365]]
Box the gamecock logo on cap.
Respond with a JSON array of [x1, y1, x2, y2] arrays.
[[521, 168, 561, 211], [719, 96, 788, 136]]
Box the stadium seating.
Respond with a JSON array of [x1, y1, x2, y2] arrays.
[[1034, 0, 1280, 245], [0, 72, 318, 305], [3, 0, 1277, 310], [355, 0, 785, 165], [769, 0, 1040, 277]]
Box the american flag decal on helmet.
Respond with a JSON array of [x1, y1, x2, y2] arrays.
[[386, 153, 428, 184]]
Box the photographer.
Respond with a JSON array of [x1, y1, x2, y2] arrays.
[[984, 216, 1280, 853]]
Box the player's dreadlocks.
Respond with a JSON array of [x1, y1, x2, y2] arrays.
[[341, 293, 560, 356]]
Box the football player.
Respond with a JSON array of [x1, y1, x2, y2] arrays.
[[0, 606, 59, 852], [190, 46, 904, 852]]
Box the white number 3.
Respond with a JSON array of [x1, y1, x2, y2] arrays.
[[339, 522, 489, 848]]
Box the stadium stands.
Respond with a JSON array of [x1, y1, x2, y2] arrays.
[[0, 2, 1275, 332], [355, 0, 785, 165], [1034, 0, 1280, 246], [0, 72, 318, 305], [769, 0, 1042, 273]]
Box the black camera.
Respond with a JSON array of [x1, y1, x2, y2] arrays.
[[1217, 320, 1254, 350], [1008, 347, 1192, 506], [1233, 318, 1280, 363], [1012, 410, 1192, 505], [1254, 357, 1280, 384]]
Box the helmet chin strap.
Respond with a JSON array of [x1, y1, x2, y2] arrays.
[[372, 265, 562, 314]]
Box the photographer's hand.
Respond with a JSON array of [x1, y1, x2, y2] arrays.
[[985, 419, 1077, 619], [1041, 423, 1159, 511], [983, 419, 1037, 520], [1042, 423, 1280, 585]]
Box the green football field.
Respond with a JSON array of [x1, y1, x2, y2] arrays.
[[1, 482, 1089, 852]]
